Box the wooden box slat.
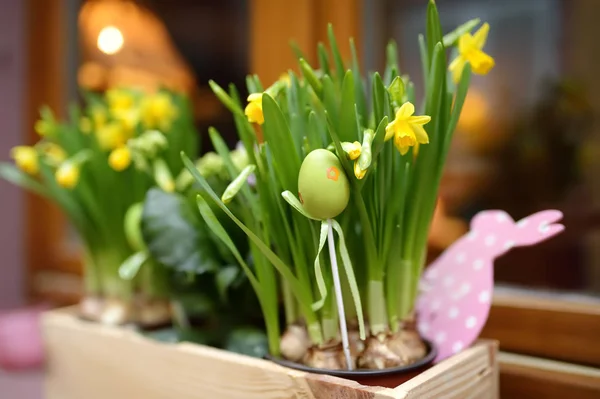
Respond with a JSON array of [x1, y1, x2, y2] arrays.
[[43, 308, 498, 399]]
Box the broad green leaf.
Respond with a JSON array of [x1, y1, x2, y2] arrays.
[[370, 116, 389, 161], [119, 251, 148, 280], [181, 153, 315, 319], [445, 64, 472, 148], [225, 327, 269, 358], [418, 34, 429, 84], [306, 111, 323, 151], [443, 18, 480, 47], [322, 75, 339, 124], [383, 40, 399, 85], [325, 112, 353, 178], [141, 188, 220, 274]]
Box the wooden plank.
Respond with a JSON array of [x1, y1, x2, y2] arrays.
[[499, 352, 600, 399], [394, 340, 498, 399], [481, 287, 600, 367], [43, 308, 498, 399]]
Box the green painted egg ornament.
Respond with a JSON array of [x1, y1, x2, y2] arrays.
[[298, 149, 350, 220]]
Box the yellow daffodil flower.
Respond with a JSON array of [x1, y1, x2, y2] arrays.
[[341, 141, 362, 161], [79, 117, 92, 134], [106, 89, 135, 114], [55, 162, 80, 189], [385, 102, 431, 155], [108, 146, 131, 171], [140, 93, 177, 131], [245, 93, 264, 125], [96, 122, 130, 151], [449, 23, 495, 83], [279, 73, 291, 87], [10, 146, 39, 175], [39, 143, 67, 165], [90, 106, 107, 130], [34, 119, 54, 137]]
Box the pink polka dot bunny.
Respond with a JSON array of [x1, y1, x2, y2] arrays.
[[416, 209, 564, 362]]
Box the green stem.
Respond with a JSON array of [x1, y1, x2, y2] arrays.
[[282, 278, 297, 325], [368, 280, 388, 335], [82, 250, 102, 296], [386, 258, 412, 332]]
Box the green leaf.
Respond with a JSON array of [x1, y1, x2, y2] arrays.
[[338, 71, 358, 143], [426, 0, 443, 62], [311, 221, 330, 311], [216, 265, 240, 302], [327, 24, 346, 84], [181, 153, 315, 319], [299, 59, 323, 96], [289, 40, 306, 61], [350, 38, 368, 124], [322, 75, 339, 124], [209, 80, 246, 118], [370, 116, 389, 161], [306, 111, 323, 151], [261, 93, 301, 191], [124, 202, 145, 252], [443, 18, 480, 47], [141, 188, 219, 274], [225, 327, 269, 358], [418, 34, 429, 85], [281, 190, 319, 220], [317, 42, 331, 75], [0, 163, 50, 198], [383, 40, 399, 85], [119, 251, 148, 280], [372, 73, 386, 125]]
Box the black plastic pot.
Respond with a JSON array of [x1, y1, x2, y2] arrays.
[[267, 340, 437, 388]]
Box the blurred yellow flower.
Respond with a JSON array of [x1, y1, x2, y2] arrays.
[[108, 146, 131, 171], [55, 162, 80, 189], [449, 23, 495, 83], [279, 73, 291, 87], [10, 146, 38, 175], [106, 89, 135, 114], [385, 102, 430, 155], [79, 117, 92, 134], [90, 107, 107, 130], [244, 93, 264, 125], [39, 143, 67, 165], [140, 93, 177, 131], [34, 119, 54, 137], [96, 122, 130, 151]]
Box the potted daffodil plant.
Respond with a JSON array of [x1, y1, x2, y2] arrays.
[[1, 87, 198, 326], [180, 0, 494, 380]]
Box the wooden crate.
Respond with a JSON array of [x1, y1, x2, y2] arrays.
[[43, 308, 499, 399]]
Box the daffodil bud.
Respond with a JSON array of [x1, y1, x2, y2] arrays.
[[140, 92, 177, 131], [55, 162, 80, 189], [129, 130, 168, 158], [153, 158, 175, 192], [244, 93, 264, 125], [109, 146, 132, 171], [357, 130, 375, 171], [37, 142, 66, 166], [10, 146, 39, 175], [230, 142, 249, 172], [387, 76, 405, 108], [34, 106, 57, 137], [197, 152, 224, 177], [221, 165, 256, 204], [341, 141, 362, 160]]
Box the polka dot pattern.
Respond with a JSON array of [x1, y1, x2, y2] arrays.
[[415, 209, 564, 363]]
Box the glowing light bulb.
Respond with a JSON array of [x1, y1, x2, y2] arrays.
[[97, 26, 124, 55]]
